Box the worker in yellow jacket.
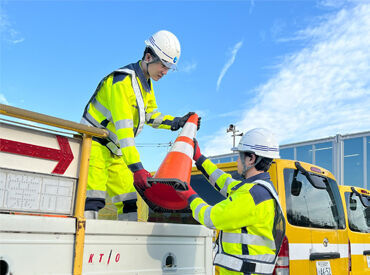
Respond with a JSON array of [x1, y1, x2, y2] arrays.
[[81, 30, 200, 220], [177, 128, 285, 274]]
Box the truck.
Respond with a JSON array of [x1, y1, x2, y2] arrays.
[[0, 104, 214, 275]]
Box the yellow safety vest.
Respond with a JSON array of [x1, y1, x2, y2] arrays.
[[81, 61, 176, 171], [190, 157, 286, 274]]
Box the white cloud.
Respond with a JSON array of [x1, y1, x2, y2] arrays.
[[0, 9, 25, 44], [0, 94, 9, 105], [180, 61, 197, 73], [216, 41, 243, 91], [205, 3, 370, 156], [249, 0, 255, 14]]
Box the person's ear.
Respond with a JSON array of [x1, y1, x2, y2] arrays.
[[145, 53, 152, 62], [248, 154, 256, 165]]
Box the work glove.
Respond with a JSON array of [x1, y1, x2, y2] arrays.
[[176, 184, 197, 202], [133, 169, 152, 190], [171, 112, 201, 131], [193, 138, 202, 162]]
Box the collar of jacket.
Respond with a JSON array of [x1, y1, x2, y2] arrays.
[[133, 61, 152, 93], [231, 172, 272, 191]]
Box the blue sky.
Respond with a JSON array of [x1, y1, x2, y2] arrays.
[[1, 0, 370, 171]]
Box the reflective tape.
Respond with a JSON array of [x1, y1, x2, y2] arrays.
[[145, 111, 157, 122], [115, 68, 145, 136], [83, 112, 104, 129], [119, 137, 135, 148], [86, 190, 106, 199], [93, 98, 112, 121], [112, 192, 137, 203], [213, 253, 275, 274], [193, 203, 207, 223], [222, 232, 276, 250], [210, 169, 224, 186], [203, 207, 216, 229], [170, 141, 193, 159], [220, 177, 235, 197], [115, 119, 134, 130], [152, 114, 165, 128]]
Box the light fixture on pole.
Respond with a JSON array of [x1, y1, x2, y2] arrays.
[[226, 124, 243, 149]]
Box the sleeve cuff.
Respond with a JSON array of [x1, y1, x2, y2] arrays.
[[188, 194, 200, 204], [170, 117, 181, 131], [195, 155, 207, 168], [127, 162, 144, 172]]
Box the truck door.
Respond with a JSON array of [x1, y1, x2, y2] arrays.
[[282, 162, 347, 275]]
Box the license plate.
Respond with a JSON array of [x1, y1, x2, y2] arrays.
[[367, 255, 370, 268], [316, 261, 332, 275]]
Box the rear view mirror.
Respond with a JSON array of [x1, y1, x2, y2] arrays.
[[291, 179, 302, 196]]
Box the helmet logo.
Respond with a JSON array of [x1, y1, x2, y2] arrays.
[[173, 56, 177, 64]]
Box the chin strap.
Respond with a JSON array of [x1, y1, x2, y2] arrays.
[[239, 152, 262, 179]]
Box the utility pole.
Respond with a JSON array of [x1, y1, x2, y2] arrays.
[[226, 124, 243, 149]]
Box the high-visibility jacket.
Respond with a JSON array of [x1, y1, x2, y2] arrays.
[[81, 61, 178, 172], [191, 156, 286, 275]]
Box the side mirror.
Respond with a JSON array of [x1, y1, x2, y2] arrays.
[[291, 179, 302, 196]]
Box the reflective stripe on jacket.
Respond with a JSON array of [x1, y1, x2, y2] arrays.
[[190, 156, 286, 274], [81, 61, 177, 171]]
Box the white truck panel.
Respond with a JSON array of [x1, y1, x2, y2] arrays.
[[0, 214, 214, 275], [0, 214, 76, 275], [83, 220, 214, 274]]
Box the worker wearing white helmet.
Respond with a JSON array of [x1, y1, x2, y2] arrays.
[[177, 128, 286, 274], [81, 30, 200, 221]]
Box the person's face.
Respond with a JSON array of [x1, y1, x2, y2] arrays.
[[146, 54, 170, 81], [237, 153, 254, 174]]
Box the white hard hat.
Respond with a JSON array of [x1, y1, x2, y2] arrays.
[[232, 128, 280, 159], [145, 30, 181, 70]]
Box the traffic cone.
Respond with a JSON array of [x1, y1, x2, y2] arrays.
[[135, 114, 199, 212]]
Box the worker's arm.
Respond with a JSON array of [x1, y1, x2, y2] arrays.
[[195, 156, 240, 197], [109, 76, 143, 171], [145, 91, 176, 130], [189, 188, 275, 231]]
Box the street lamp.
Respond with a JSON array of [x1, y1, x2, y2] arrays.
[[226, 124, 243, 149]]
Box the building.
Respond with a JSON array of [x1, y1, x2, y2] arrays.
[[209, 131, 370, 189]]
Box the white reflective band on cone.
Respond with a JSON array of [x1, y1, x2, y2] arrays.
[[179, 122, 197, 139], [170, 141, 193, 159]]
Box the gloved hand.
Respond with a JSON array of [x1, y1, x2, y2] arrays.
[[171, 112, 201, 131], [176, 184, 197, 202], [193, 138, 202, 162], [133, 169, 152, 189]]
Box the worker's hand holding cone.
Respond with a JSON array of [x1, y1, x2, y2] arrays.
[[134, 113, 199, 211]]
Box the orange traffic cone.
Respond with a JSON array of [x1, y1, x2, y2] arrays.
[[137, 114, 199, 211]]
